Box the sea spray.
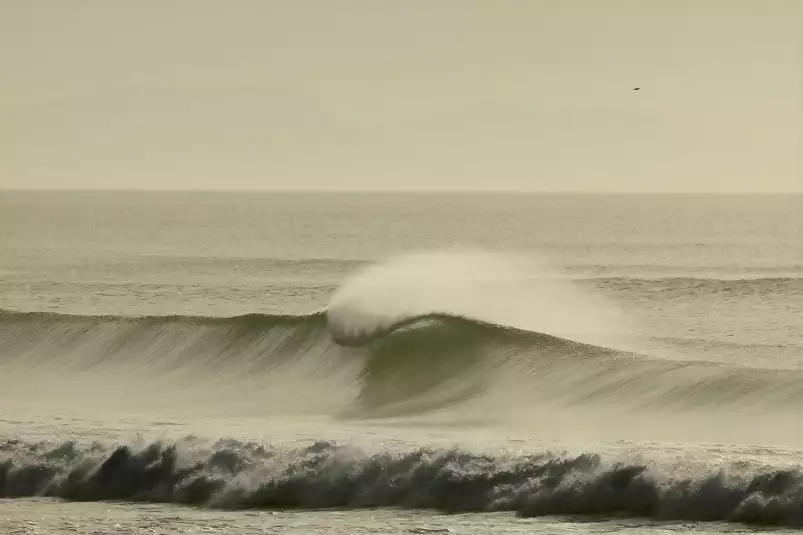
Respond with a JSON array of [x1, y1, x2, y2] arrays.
[[326, 250, 636, 349]]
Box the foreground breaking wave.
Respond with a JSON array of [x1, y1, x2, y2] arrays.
[[2, 437, 803, 526]]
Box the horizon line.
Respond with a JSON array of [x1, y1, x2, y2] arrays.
[[2, 188, 801, 195]]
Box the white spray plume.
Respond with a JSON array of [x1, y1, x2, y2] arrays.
[[326, 249, 634, 347]]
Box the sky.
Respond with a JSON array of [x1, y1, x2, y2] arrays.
[[2, 0, 802, 192]]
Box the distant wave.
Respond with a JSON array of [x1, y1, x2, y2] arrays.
[[0, 308, 325, 324], [2, 437, 803, 527], [592, 277, 803, 295], [570, 263, 803, 280]]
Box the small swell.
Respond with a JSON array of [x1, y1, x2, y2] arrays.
[[0, 308, 326, 325], [593, 277, 803, 296]]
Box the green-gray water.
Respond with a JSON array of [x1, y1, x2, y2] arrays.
[[2, 191, 803, 534]]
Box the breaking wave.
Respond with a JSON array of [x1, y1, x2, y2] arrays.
[[2, 306, 803, 421], [1, 252, 802, 443], [2, 437, 803, 527]]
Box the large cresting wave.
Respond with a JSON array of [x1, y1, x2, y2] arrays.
[[1, 251, 803, 442]]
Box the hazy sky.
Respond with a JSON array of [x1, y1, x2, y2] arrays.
[[2, 1, 802, 192]]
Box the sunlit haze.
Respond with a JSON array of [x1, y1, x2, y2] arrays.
[[2, 0, 802, 192]]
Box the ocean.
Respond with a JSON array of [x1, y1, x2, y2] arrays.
[[1, 191, 802, 534]]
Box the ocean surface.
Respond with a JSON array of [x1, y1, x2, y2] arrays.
[[1, 191, 802, 534]]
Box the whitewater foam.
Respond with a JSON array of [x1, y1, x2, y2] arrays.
[[2, 436, 803, 527]]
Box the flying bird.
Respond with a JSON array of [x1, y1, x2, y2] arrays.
[[633, 87, 641, 90]]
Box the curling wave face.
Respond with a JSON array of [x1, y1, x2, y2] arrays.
[[1, 252, 802, 444], [2, 307, 803, 424]]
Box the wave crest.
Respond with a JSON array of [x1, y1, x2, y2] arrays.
[[325, 250, 635, 348], [2, 304, 803, 427]]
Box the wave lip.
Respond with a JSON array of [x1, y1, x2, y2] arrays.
[[2, 438, 803, 527]]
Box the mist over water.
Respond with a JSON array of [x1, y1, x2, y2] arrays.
[[327, 250, 636, 348]]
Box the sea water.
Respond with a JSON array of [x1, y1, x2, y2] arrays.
[[1, 191, 802, 534]]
